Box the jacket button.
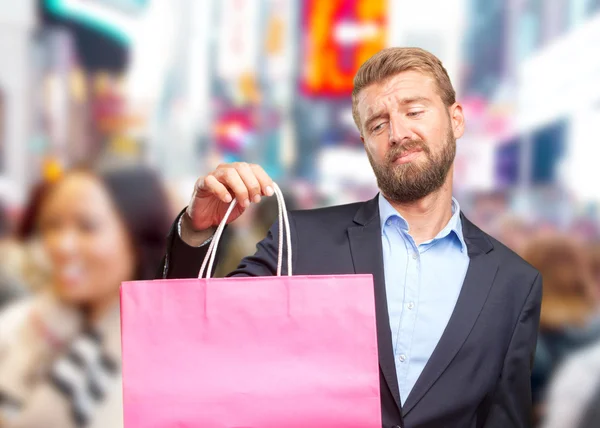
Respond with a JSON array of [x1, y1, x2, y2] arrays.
[[392, 426, 402, 428]]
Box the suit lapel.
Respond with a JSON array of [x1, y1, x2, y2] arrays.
[[348, 196, 402, 411], [402, 214, 499, 416]]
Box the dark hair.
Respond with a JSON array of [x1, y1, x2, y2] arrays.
[[0, 200, 10, 239], [97, 166, 173, 281], [18, 181, 54, 240]]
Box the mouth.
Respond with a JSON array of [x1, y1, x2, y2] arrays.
[[55, 263, 86, 287], [392, 149, 423, 164]]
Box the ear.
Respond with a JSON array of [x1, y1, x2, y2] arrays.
[[449, 103, 465, 140], [360, 135, 365, 144]]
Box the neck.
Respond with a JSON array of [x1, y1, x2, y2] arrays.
[[85, 294, 119, 325], [384, 174, 454, 246]]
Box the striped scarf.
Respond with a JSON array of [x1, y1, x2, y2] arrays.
[[49, 328, 119, 427]]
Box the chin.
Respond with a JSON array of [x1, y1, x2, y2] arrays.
[[54, 284, 90, 305]]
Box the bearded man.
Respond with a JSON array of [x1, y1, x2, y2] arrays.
[[160, 47, 542, 428]]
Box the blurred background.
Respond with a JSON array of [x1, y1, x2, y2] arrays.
[[1, 0, 600, 427]]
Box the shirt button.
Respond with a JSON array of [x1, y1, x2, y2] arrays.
[[399, 354, 406, 362], [411, 253, 418, 260], [407, 302, 414, 310], [386, 219, 392, 226]]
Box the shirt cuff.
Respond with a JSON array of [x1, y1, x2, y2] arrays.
[[177, 214, 214, 248]]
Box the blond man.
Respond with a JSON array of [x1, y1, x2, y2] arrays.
[[163, 48, 542, 428]]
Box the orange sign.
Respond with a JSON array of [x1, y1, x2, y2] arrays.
[[301, 0, 387, 96]]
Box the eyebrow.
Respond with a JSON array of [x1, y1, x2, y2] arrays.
[[398, 96, 432, 105]]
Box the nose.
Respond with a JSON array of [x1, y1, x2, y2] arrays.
[[51, 229, 80, 260], [389, 114, 414, 146]]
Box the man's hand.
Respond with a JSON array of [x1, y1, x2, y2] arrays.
[[181, 163, 274, 246]]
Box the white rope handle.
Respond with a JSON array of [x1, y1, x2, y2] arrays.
[[197, 182, 292, 279], [197, 199, 237, 279], [274, 184, 292, 277]]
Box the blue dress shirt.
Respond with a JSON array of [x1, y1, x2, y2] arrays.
[[378, 194, 470, 404]]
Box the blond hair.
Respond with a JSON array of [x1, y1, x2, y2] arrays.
[[351, 47, 456, 133]]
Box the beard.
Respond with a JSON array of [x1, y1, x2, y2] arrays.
[[366, 126, 456, 203]]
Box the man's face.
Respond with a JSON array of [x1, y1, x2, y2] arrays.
[[357, 70, 464, 203]]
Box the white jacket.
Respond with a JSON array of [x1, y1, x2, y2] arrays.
[[0, 292, 123, 428]]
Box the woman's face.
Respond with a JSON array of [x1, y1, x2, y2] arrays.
[[40, 172, 136, 306]]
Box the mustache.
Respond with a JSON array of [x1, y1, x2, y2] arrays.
[[386, 140, 430, 163]]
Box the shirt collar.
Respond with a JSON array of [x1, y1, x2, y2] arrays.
[[378, 193, 467, 252]]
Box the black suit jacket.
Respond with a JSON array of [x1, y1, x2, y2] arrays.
[[159, 195, 542, 428]]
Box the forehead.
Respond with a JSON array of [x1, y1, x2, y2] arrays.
[[357, 70, 440, 118], [45, 174, 113, 213]]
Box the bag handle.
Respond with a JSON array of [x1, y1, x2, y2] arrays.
[[198, 182, 292, 279]]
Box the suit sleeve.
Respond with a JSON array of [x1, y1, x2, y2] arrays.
[[157, 208, 289, 279], [483, 272, 543, 428]]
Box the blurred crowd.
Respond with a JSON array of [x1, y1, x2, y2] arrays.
[[1, 167, 600, 427], [486, 214, 600, 427]]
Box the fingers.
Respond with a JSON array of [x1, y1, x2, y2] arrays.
[[250, 164, 275, 197], [215, 167, 250, 207], [200, 175, 232, 204], [236, 162, 263, 204], [200, 162, 275, 208]]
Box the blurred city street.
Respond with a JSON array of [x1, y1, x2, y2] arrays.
[[1, 0, 600, 427]]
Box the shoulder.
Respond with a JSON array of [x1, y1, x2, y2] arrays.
[[285, 201, 369, 241], [289, 201, 365, 226], [489, 235, 540, 279], [0, 298, 34, 346], [462, 214, 540, 281]]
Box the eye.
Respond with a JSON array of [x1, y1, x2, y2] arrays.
[[407, 111, 424, 117], [41, 216, 63, 233], [77, 216, 102, 234], [372, 122, 387, 132]]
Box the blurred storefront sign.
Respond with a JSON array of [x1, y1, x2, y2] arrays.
[[80, 0, 149, 15], [217, 0, 261, 82], [43, 0, 150, 44], [517, 12, 600, 132], [300, 0, 387, 96], [461, 95, 515, 140], [563, 104, 600, 203], [213, 109, 255, 157], [316, 146, 377, 204], [0, 90, 5, 174], [264, 0, 293, 83], [41, 0, 135, 74], [515, 12, 600, 202], [0, 0, 36, 27], [0, 0, 36, 194], [453, 136, 496, 193]]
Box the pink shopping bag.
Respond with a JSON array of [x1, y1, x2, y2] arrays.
[[120, 184, 381, 428]]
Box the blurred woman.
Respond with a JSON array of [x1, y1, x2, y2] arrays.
[[0, 166, 172, 428], [522, 234, 600, 423]]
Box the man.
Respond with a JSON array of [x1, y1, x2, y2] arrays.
[[160, 48, 542, 428]]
